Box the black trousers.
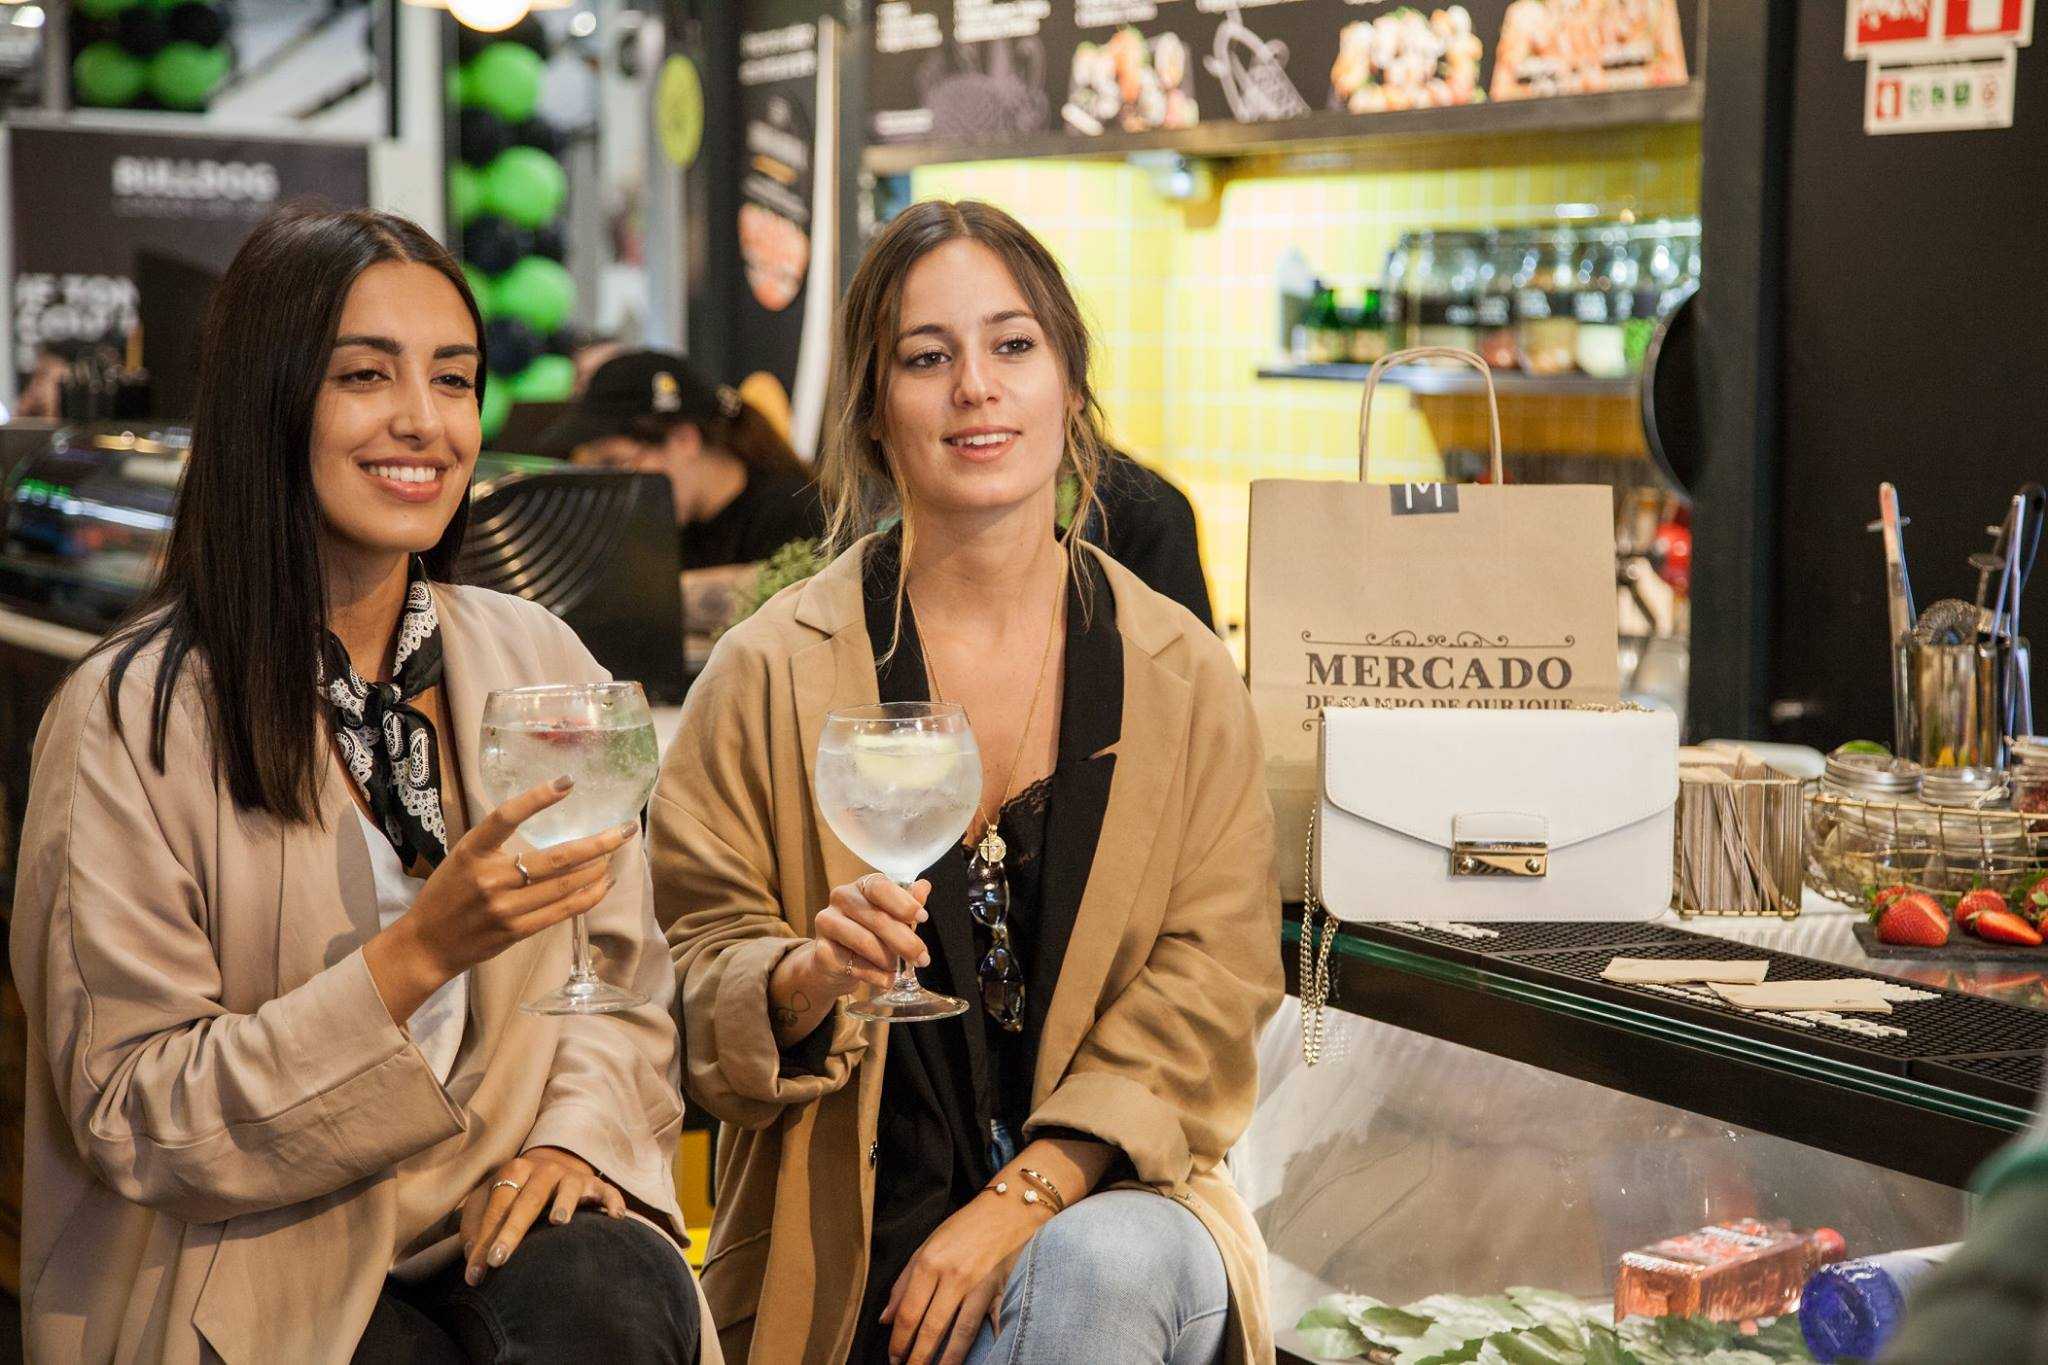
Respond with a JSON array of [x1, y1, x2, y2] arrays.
[[351, 1211, 701, 1364]]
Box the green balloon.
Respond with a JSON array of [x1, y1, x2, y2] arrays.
[[495, 255, 575, 333], [480, 381, 513, 443], [509, 354, 576, 404], [449, 163, 485, 228], [74, 42, 146, 107], [150, 42, 230, 111], [482, 146, 566, 230], [447, 64, 467, 109], [461, 264, 499, 321], [78, 0, 139, 18], [463, 42, 544, 123]]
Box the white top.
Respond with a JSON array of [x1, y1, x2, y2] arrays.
[[356, 808, 468, 1084]]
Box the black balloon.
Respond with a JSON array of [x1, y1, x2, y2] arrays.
[[117, 9, 171, 56], [514, 118, 565, 157], [462, 216, 531, 275], [531, 224, 567, 262], [548, 329, 577, 356], [455, 24, 492, 64], [458, 108, 512, 167], [166, 2, 228, 49], [483, 319, 542, 377]]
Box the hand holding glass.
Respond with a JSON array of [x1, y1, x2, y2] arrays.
[[480, 682, 660, 1015], [814, 702, 982, 1022]]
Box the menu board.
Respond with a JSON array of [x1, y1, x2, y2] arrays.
[[868, 0, 1698, 147], [734, 1, 825, 408]]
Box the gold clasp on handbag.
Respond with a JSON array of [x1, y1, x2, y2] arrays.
[[1451, 840, 1549, 878]]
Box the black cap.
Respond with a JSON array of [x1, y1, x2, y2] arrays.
[[533, 350, 740, 459]]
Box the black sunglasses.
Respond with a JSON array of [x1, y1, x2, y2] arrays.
[[966, 849, 1026, 1032]]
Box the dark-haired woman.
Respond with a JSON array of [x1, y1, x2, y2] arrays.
[[539, 350, 826, 649], [9, 205, 709, 1364], [653, 198, 1279, 1365]]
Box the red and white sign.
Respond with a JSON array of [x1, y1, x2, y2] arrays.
[[1865, 46, 2017, 132], [1848, 0, 1939, 55], [1847, 0, 2033, 56], [1945, 0, 2032, 44]]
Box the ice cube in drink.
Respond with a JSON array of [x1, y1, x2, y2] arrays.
[[480, 720, 661, 848], [815, 729, 981, 882]]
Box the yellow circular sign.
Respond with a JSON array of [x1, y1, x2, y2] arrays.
[[657, 55, 705, 169]]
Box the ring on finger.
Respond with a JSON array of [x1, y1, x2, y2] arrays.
[[858, 872, 883, 898], [514, 854, 534, 887], [492, 1178, 523, 1194]]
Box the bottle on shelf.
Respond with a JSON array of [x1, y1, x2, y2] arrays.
[[1305, 281, 1344, 365], [1798, 1244, 1960, 1363], [1346, 286, 1388, 364], [1381, 237, 1413, 354], [1418, 232, 1483, 357]]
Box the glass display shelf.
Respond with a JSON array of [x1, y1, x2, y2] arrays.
[[1256, 903, 2018, 1364], [1256, 363, 1639, 398]]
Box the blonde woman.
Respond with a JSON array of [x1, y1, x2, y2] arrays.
[[652, 199, 1280, 1365]]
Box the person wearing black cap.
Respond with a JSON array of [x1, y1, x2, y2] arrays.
[[539, 350, 826, 647]]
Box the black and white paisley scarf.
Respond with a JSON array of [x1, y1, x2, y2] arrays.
[[321, 564, 449, 870]]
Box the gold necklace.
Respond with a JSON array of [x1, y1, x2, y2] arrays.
[[918, 586, 1063, 865]]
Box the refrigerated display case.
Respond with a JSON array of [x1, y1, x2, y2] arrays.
[[1247, 904, 2033, 1363]]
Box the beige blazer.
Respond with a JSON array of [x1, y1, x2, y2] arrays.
[[651, 539, 1283, 1365], [10, 585, 716, 1364]]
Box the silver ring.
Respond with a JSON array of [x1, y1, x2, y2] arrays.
[[858, 872, 883, 897], [514, 854, 533, 886], [491, 1179, 523, 1194]]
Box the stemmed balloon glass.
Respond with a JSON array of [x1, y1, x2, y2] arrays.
[[814, 702, 983, 1022], [480, 682, 660, 1015]]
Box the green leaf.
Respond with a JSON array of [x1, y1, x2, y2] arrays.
[[1296, 1300, 1371, 1360], [1742, 1317, 1817, 1361], [1583, 1326, 1651, 1365], [1359, 1305, 1440, 1344], [1395, 1324, 1492, 1365], [1697, 1352, 1775, 1365], [1483, 1327, 1580, 1365], [1403, 1295, 1537, 1340]]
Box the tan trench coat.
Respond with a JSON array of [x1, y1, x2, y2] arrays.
[[10, 585, 716, 1364], [651, 538, 1283, 1365]]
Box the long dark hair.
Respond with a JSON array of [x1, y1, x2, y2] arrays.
[[94, 202, 486, 823]]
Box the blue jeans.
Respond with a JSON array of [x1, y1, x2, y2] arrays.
[[351, 1211, 701, 1363], [961, 1187, 1229, 1365]]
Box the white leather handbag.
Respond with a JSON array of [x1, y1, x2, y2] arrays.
[[1311, 705, 1680, 923]]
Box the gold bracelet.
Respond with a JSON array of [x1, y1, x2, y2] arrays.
[[985, 1167, 1067, 1216]]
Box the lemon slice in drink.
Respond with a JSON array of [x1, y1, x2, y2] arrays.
[[850, 730, 959, 790]]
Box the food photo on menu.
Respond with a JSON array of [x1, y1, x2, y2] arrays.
[[1064, 25, 1200, 135], [1492, 0, 1691, 100], [1330, 6, 1488, 113]]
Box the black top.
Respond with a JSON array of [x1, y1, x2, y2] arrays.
[[841, 534, 1124, 1365], [677, 467, 826, 572], [1083, 453, 1215, 631]]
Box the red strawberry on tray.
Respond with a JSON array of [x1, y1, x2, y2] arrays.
[[1872, 884, 1913, 915], [2023, 874, 2048, 929], [1954, 889, 2043, 946], [1877, 892, 1950, 948]]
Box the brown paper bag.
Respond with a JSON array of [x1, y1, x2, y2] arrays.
[[1248, 348, 1621, 897]]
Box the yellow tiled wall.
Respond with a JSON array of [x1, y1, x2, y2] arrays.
[[910, 123, 1701, 633]]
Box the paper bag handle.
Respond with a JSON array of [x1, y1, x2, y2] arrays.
[[1356, 347, 1505, 485]]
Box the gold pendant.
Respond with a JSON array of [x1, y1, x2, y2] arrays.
[[976, 825, 1007, 865]]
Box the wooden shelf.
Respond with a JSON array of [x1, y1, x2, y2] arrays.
[[1257, 362, 1640, 398], [862, 83, 1702, 175]]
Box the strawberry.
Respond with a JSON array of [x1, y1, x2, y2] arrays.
[[1956, 888, 2009, 928], [1877, 894, 1951, 948], [2022, 874, 2048, 927], [1870, 884, 1914, 919], [1969, 907, 2044, 947]]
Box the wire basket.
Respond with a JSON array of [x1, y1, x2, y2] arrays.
[[1805, 788, 2048, 907], [1673, 771, 1806, 919]]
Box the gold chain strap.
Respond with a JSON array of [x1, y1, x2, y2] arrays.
[[1298, 807, 1339, 1067]]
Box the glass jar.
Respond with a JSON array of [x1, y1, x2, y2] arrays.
[[2011, 736, 2048, 816], [1574, 227, 1632, 379], [1514, 229, 1580, 376], [1418, 233, 1483, 355], [1476, 231, 1520, 369]]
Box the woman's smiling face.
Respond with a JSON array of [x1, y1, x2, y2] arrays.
[[878, 239, 1073, 521], [308, 260, 482, 563]]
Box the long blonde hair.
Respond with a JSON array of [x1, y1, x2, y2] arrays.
[[819, 200, 1109, 645]]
